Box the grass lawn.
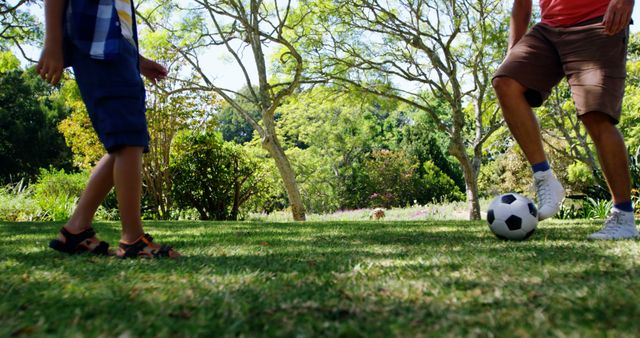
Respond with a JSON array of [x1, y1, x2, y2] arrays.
[[1, 220, 640, 337]]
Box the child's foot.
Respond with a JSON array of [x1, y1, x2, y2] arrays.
[[116, 234, 180, 259], [588, 209, 638, 240], [533, 169, 565, 220], [49, 226, 111, 255]]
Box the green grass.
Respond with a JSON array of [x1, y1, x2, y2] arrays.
[[1, 220, 640, 337]]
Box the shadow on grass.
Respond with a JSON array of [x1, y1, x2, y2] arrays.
[[0, 220, 626, 275], [1, 220, 639, 336]]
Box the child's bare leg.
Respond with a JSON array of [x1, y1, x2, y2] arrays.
[[60, 154, 115, 239], [112, 146, 145, 243]]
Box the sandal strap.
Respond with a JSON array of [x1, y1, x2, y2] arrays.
[[60, 227, 96, 248], [92, 241, 110, 256], [50, 226, 110, 256], [119, 234, 175, 258]]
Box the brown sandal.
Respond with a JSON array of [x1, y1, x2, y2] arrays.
[[116, 234, 180, 259], [49, 227, 111, 256]]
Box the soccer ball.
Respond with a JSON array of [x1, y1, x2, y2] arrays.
[[486, 193, 538, 240]]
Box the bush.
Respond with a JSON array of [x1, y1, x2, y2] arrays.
[[418, 161, 465, 203], [32, 168, 88, 221], [0, 179, 44, 221], [170, 131, 269, 220], [478, 147, 531, 197], [33, 167, 87, 199], [556, 198, 613, 220], [361, 150, 418, 208], [565, 162, 595, 194]]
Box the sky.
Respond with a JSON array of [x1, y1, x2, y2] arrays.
[[12, 1, 640, 91]]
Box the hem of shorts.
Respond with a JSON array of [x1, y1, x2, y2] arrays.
[[576, 109, 620, 125], [103, 132, 150, 154], [492, 72, 548, 107]]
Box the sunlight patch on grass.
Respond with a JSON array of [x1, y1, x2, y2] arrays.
[[1, 220, 640, 337]]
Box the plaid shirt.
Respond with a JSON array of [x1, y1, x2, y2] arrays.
[[64, 0, 138, 61]]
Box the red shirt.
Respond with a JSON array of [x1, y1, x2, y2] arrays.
[[540, 0, 609, 27]]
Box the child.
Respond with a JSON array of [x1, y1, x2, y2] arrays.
[[37, 0, 179, 257]]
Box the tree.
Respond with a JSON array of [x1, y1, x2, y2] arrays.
[[216, 87, 262, 144], [0, 64, 72, 182], [0, 0, 42, 62], [138, 0, 312, 220], [301, 0, 507, 219], [57, 81, 104, 170], [277, 86, 406, 211]]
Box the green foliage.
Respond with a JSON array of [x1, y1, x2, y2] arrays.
[[0, 169, 91, 222], [478, 144, 531, 197], [400, 108, 465, 193], [585, 198, 614, 219], [170, 131, 267, 220], [566, 162, 594, 192], [0, 168, 120, 222], [217, 87, 261, 144], [360, 149, 418, 208], [56, 81, 103, 170], [0, 179, 43, 221], [556, 198, 613, 220], [0, 1, 43, 48], [419, 161, 465, 203], [287, 147, 341, 213], [629, 146, 640, 193], [276, 86, 462, 211], [0, 51, 20, 72], [32, 168, 88, 222], [33, 168, 88, 200], [142, 72, 218, 219], [0, 67, 73, 182]]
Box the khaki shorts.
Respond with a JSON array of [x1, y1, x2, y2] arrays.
[[493, 18, 629, 123]]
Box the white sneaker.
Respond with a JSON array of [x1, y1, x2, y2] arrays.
[[588, 208, 638, 240], [533, 170, 565, 220]]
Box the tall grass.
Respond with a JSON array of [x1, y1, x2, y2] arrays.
[[0, 179, 45, 221]]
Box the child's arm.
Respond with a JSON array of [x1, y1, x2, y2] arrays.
[[37, 0, 65, 85], [139, 55, 168, 84]]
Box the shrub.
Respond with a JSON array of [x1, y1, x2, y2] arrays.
[[555, 198, 613, 220], [170, 131, 269, 220], [0, 179, 44, 221], [31, 168, 88, 221], [418, 161, 465, 204], [566, 162, 595, 194], [33, 168, 87, 199], [362, 149, 419, 208]]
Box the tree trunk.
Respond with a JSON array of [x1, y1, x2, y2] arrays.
[[261, 133, 306, 221], [449, 141, 482, 220]]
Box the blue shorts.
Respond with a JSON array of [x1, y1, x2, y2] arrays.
[[69, 38, 150, 153]]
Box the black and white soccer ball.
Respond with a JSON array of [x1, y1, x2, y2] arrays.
[[486, 193, 538, 241]]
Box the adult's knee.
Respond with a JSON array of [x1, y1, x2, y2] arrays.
[[492, 76, 524, 97], [580, 111, 617, 142]]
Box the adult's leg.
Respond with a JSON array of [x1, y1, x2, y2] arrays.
[[582, 112, 637, 239], [580, 112, 631, 204], [112, 146, 145, 243], [492, 76, 565, 220], [492, 76, 547, 165]]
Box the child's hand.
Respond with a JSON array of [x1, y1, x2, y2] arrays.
[[37, 44, 64, 86], [139, 56, 168, 84]]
